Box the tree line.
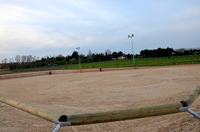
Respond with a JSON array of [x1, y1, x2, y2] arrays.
[[1, 47, 200, 70], [140, 47, 200, 57]]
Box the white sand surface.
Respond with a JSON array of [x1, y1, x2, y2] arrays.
[[0, 65, 200, 132]]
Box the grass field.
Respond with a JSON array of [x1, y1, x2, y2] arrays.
[[1, 55, 199, 74], [57, 55, 200, 70]]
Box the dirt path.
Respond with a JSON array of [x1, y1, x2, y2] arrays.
[[0, 65, 200, 131]]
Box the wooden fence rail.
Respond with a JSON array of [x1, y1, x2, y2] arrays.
[[0, 96, 62, 122], [65, 102, 182, 125], [0, 86, 200, 131]]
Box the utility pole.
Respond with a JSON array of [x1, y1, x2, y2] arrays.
[[76, 47, 81, 72], [128, 34, 136, 69]]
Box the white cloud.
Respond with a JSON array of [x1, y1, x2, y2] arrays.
[[59, 0, 117, 21], [0, 3, 43, 24], [0, 23, 97, 57], [0, 25, 60, 50], [0, 0, 200, 61]]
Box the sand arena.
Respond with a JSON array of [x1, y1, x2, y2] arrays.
[[0, 65, 200, 132]]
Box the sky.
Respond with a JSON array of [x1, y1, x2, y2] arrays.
[[1, 0, 200, 62]]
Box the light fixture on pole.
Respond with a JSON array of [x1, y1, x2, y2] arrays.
[[128, 34, 136, 69], [76, 47, 81, 72]]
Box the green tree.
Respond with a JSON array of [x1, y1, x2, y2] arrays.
[[112, 52, 117, 58], [71, 51, 79, 59]]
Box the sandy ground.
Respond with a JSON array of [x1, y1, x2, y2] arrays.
[[0, 65, 200, 132]]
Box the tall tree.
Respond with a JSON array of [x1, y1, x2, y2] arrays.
[[27, 55, 33, 62], [71, 51, 79, 59], [87, 49, 93, 61], [21, 55, 27, 63], [117, 51, 123, 57], [1, 58, 7, 64], [15, 55, 21, 63], [112, 52, 117, 58], [105, 49, 112, 60]]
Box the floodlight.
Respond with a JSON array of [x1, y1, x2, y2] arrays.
[[128, 34, 136, 69], [76, 47, 81, 72]]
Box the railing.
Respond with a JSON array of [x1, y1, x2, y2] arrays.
[[0, 86, 199, 132]]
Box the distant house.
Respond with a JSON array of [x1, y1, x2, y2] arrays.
[[70, 58, 76, 61], [118, 56, 125, 60], [112, 56, 125, 60]]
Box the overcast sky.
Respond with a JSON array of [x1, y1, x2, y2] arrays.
[[1, 0, 200, 61]]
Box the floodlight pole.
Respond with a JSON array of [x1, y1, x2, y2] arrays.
[[128, 34, 136, 69], [76, 47, 81, 72]]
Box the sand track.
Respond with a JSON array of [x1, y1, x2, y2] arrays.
[[0, 65, 200, 131]]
